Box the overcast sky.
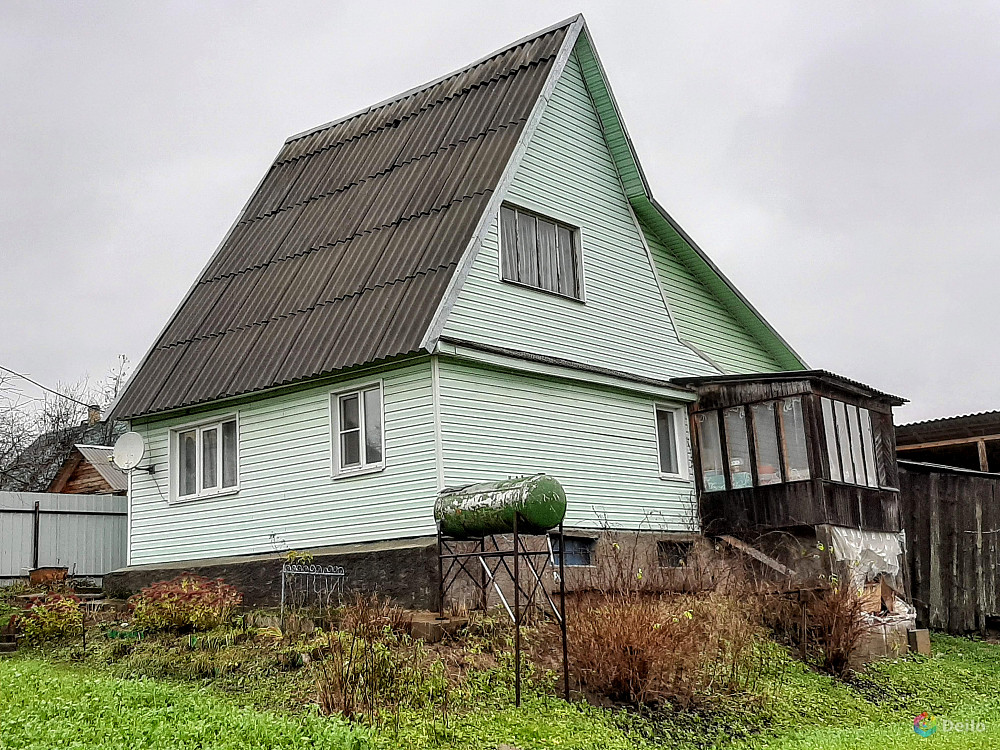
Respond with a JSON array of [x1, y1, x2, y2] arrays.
[[2, 1, 998, 423]]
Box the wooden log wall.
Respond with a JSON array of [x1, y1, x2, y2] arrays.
[[899, 465, 1000, 633]]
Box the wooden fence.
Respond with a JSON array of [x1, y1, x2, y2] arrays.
[[899, 461, 1000, 633], [0, 491, 126, 582]]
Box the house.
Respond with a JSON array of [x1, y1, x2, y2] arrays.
[[0, 416, 121, 493], [895, 412, 1000, 633], [47, 444, 127, 495], [107, 16, 903, 605]]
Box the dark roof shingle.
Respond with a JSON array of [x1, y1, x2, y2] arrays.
[[114, 22, 572, 419]]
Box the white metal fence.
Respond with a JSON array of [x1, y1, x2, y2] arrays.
[[0, 491, 127, 582]]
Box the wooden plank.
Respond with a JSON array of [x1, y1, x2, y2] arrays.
[[897, 433, 1000, 451], [718, 535, 794, 576]]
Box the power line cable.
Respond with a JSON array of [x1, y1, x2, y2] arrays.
[[0, 364, 93, 408]]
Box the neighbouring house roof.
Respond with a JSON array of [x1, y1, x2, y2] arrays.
[[113, 15, 805, 420], [673, 369, 906, 406], [0, 421, 123, 493], [73, 445, 128, 492], [895, 410, 1000, 445]]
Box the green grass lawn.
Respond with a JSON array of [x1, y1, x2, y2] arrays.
[[1, 635, 998, 749], [0, 658, 363, 750]]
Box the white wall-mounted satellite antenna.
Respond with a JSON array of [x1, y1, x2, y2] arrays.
[[112, 431, 153, 473]]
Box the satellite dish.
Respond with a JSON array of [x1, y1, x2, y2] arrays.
[[112, 432, 145, 471]]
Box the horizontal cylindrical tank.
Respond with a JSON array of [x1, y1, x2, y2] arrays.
[[434, 474, 567, 539]]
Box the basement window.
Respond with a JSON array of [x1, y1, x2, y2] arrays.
[[172, 416, 239, 500], [499, 204, 583, 300], [551, 536, 595, 567], [657, 540, 693, 568], [332, 382, 384, 477]]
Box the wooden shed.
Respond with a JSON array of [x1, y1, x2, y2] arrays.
[[675, 371, 905, 536], [898, 460, 1000, 633], [46, 445, 127, 496]]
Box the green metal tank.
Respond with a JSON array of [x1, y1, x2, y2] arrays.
[[434, 474, 567, 539]]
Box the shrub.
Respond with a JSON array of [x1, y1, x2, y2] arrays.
[[805, 583, 875, 678], [129, 574, 242, 632], [567, 590, 768, 708], [19, 593, 83, 644], [315, 594, 446, 728]]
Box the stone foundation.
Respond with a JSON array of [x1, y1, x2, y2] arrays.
[[104, 537, 440, 609]]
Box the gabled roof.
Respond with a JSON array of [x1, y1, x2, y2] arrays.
[[113, 19, 576, 419], [74, 445, 128, 492], [114, 15, 804, 420]]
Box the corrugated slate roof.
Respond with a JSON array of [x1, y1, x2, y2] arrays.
[[673, 369, 907, 406], [75, 444, 128, 492], [113, 20, 572, 419], [895, 410, 1000, 445]]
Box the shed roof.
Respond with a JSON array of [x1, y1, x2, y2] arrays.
[[112, 19, 574, 419], [895, 410, 1000, 445], [672, 369, 906, 406], [74, 445, 128, 492]]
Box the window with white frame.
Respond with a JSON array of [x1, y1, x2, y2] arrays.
[[173, 417, 238, 500], [499, 204, 583, 300], [654, 405, 685, 477], [332, 383, 384, 476]]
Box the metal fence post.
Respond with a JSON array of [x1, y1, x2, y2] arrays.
[[32, 501, 40, 570]]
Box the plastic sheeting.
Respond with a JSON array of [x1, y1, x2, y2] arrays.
[[829, 526, 904, 580]]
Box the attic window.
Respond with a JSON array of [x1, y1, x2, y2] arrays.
[[499, 205, 583, 300]]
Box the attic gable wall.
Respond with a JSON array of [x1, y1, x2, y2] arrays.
[[441, 46, 717, 381], [642, 221, 783, 373]]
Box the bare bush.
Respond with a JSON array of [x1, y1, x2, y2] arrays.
[[806, 583, 875, 678], [568, 589, 769, 708], [315, 594, 447, 731], [563, 532, 774, 708]]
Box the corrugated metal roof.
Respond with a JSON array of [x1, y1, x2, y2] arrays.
[[75, 445, 128, 492], [895, 410, 1000, 445], [113, 21, 572, 419], [672, 369, 907, 406]]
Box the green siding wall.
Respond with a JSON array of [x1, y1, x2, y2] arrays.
[[641, 220, 784, 373], [438, 359, 698, 531], [128, 362, 438, 565], [442, 47, 716, 381]]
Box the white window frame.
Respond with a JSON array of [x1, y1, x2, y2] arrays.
[[169, 413, 240, 503], [654, 403, 689, 480], [497, 203, 587, 303], [331, 380, 385, 479]]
